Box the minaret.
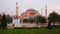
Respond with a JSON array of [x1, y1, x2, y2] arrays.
[[45, 5, 47, 19], [45, 5, 48, 23], [16, 2, 18, 17], [41, 8, 42, 16]]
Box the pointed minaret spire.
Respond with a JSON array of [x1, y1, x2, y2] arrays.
[[16, 2, 18, 17]]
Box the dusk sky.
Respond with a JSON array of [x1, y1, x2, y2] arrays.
[[0, 0, 60, 16]]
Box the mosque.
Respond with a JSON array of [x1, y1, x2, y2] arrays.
[[12, 2, 48, 28]]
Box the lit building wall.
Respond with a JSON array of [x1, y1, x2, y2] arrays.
[[20, 8, 40, 20]]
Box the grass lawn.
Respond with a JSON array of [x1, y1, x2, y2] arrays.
[[0, 28, 60, 34]]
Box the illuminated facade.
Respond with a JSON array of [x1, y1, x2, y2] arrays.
[[20, 8, 40, 20]]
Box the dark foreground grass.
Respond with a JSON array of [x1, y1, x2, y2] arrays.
[[0, 28, 60, 34]]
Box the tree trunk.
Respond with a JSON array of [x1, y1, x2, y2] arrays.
[[53, 22, 55, 26]]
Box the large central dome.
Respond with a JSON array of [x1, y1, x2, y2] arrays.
[[20, 8, 40, 20], [26, 8, 37, 12]]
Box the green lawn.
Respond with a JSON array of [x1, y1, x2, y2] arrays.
[[0, 28, 60, 34]]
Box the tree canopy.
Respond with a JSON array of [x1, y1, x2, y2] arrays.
[[36, 16, 46, 23], [6, 15, 12, 23], [23, 19, 28, 23], [48, 11, 59, 22], [29, 19, 34, 23], [1, 14, 7, 28]]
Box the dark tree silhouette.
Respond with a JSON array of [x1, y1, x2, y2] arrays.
[[35, 16, 46, 27], [29, 19, 34, 23], [1, 14, 7, 28], [36, 16, 46, 23], [6, 15, 12, 24], [47, 21, 52, 29], [0, 14, 2, 25], [23, 19, 28, 23], [48, 11, 58, 26], [58, 15, 60, 24]]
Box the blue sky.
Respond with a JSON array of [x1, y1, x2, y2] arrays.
[[0, 0, 60, 16]]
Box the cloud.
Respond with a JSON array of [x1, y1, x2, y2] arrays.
[[48, 5, 60, 10]]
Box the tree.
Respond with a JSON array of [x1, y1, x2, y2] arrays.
[[34, 16, 39, 24], [23, 19, 28, 23], [40, 17, 46, 23], [35, 16, 46, 27], [48, 11, 59, 26], [36, 16, 46, 23], [58, 15, 60, 24], [38, 16, 46, 27], [47, 21, 52, 29], [0, 14, 2, 25], [29, 19, 34, 23], [1, 14, 7, 28], [6, 15, 12, 24]]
